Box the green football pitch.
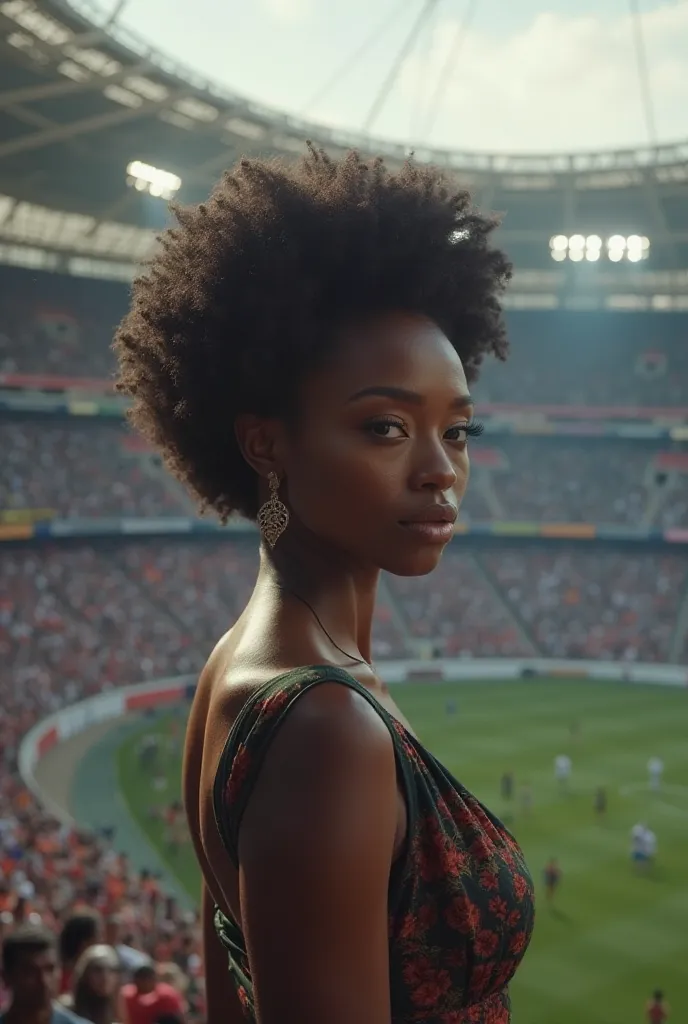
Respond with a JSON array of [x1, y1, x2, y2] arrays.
[[116, 678, 688, 1024]]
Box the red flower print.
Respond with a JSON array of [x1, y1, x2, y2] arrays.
[[237, 986, 249, 1008], [441, 1013, 464, 1024], [261, 688, 291, 715], [507, 909, 521, 928], [494, 961, 517, 989], [500, 846, 516, 868], [509, 930, 528, 955], [445, 896, 480, 934], [455, 803, 475, 828], [475, 929, 499, 958], [225, 743, 251, 805], [488, 896, 508, 920], [479, 869, 499, 891], [418, 902, 437, 931], [403, 956, 434, 988], [470, 963, 494, 997], [513, 874, 529, 900], [442, 845, 468, 877], [469, 836, 493, 863], [411, 967, 452, 1009], [399, 913, 418, 940]]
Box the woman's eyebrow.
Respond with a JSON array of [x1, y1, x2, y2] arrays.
[[347, 385, 473, 410]]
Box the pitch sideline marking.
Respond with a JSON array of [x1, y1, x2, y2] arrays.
[[618, 781, 688, 820]]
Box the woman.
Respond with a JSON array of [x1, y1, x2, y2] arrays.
[[70, 944, 121, 1024], [115, 146, 535, 1023]]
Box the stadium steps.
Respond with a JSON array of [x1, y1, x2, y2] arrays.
[[137, 452, 198, 513], [668, 572, 688, 662], [377, 573, 414, 654], [643, 481, 669, 527], [471, 553, 543, 655], [476, 473, 505, 519]]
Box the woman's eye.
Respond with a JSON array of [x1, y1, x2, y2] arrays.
[[368, 420, 406, 438], [445, 425, 469, 442]]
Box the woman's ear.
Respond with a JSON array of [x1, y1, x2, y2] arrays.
[[234, 414, 284, 480]]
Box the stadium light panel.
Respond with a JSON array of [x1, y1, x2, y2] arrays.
[[608, 234, 626, 250], [126, 160, 182, 201], [551, 249, 567, 262], [568, 234, 585, 250], [627, 249, 643, 263], [586, 235, 602, 249], [609, 249, 624, 262], [585, 249, 600, 262], [569, 249, 584, 262], [550, 235, 568, 251]]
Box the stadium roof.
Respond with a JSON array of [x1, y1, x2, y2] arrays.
[[1, 0, 688, 285]]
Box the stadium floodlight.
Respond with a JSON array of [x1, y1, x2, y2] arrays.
[[126, 160, 182, 200], [549, 231, 650, 262]]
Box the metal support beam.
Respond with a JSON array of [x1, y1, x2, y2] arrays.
[[0, 58, 151, 110], [0, 93, 177, 159]]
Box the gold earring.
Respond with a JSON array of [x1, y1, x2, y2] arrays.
[[257, 471, 290, 549]]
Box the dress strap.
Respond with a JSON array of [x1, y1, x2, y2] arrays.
[[212, 665, 418, 867]]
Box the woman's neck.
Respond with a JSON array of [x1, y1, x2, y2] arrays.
[[256, 526, 380, 666]]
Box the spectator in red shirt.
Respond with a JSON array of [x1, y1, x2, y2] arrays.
[[120, 964, 184, 1024]]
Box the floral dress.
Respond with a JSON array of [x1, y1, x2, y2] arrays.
[[213, 667, 535, 1023]]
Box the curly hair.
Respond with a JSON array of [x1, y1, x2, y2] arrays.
[[114, 145, 511, 521]]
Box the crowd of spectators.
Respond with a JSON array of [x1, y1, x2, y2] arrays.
[[462, 439, 663, 525], [480, 548, 688, 663], [1, 421, 188, 519], [3, 419, 688, 528], [1, 268, 688, 410]]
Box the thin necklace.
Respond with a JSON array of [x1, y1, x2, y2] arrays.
[[282, 586, 373, 670]]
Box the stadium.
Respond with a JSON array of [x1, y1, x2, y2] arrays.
[[0, 1, 687, 1023]]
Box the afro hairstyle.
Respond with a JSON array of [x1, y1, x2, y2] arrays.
[[114, 144, 511, 521]]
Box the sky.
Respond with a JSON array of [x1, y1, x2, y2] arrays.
[[107, 0, 688, 153]]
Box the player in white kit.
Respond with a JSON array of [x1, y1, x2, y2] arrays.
[[647, 757, 664, 792], [554, 754, 572, 792]]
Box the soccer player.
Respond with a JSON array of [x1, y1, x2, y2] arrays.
[[647, 757, 664, 792], [631, 822, 649, 872], [543, 858, 561, 907], [646, 989, 670, 1023], [643, 827, 658, 867], [554, 754, 572, 792], [594, 786, 607, 820]]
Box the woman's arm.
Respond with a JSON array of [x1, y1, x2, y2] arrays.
[[202, 882, 247, 1024], [237, 682, 398, 1024]]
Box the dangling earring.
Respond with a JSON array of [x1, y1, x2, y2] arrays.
[[257, 471, 290, 549]]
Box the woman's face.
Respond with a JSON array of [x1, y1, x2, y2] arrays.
[[279, 311, 473, 577], [84, 962, 119, 998]]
